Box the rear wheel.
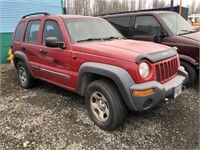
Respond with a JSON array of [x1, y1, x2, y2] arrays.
[[85, 79, 127, 131], [17, 61, 35, 88], [181, 61, 196, 86]]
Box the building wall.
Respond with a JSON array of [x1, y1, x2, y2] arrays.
[[0, 33, 13, 64], [0, 0, 62, 64]]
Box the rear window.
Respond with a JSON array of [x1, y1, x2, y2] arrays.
[[106, 17, 131, 36], [25, 20, 41, 44], [14, 21, 25, 42]]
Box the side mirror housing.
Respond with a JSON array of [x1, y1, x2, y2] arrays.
[[154, 34, 162, 43], [45, 37, 65, 49], [154, 31, 166, 43]]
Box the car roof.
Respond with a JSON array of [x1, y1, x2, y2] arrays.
[[102, 11, 176, 18]]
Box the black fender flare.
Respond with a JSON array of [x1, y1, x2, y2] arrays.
[[77, 62, 137, 110], [179, 54, 199, 67], [13, 51, 34, 76]]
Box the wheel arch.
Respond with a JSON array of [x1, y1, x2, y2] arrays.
[[13, 51, 34, 76], [179, 54, 198, 69], [77, 62, 137, 110]]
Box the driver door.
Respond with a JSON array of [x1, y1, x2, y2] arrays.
[[38, 19, 74, 90]]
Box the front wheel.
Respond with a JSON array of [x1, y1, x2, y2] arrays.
[[85, 79, 127, 131], [181, 61, 196, 86]]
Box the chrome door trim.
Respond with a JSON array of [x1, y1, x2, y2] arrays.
[[31, 65, 40, 69], [30, 65, 70, 79]]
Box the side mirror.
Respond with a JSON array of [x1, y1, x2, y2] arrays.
[[154, 31, 166, 43], [154, 34, 162, 43], [45, 37, 65, 49]]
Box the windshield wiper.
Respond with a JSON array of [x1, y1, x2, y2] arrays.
[[102, 36, 125, 41], [179, 29, 198, 35], [77, 38, 102, 43], [77, 36, 125, 43]]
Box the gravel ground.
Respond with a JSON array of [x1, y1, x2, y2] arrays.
[[0, 64, 199, 149]]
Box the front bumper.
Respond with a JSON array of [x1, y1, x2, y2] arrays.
[[129, 66, 188, 111]]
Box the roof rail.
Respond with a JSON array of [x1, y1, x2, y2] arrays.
[[101, 6, 188, 16], [100, 10, 138, 16], [22, 12, 49, 19]]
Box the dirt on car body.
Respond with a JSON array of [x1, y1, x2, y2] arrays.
[[0, 64, 199, 149]]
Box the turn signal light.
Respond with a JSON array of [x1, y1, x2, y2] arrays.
[[133, 88, 154, 96]]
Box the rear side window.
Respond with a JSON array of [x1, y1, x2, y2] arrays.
[[106, 17, 131, 36], [14, 22, 25, 42], [25, 20, 41, 44], [133, 16, 162, 36]]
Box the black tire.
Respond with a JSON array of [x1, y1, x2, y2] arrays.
[[85, 79, 127, 131], [181, 61, 196, 86], [17, 61, 35, 89]]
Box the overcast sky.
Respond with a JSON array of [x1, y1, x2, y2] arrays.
[[134, 0, 200, 9], [173, 0, 200, 7]]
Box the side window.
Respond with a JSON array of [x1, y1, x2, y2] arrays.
[[42, 20, 63, 45], [25, 20, 41, 44], [14, 21, 25, 42], [133, 16, 162, 36], [106, 17, 131, 36]]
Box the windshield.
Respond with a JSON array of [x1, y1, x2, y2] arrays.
[[159, 13, 196, 36], [64, 18, 124, 44]]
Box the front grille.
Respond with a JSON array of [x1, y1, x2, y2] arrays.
[[155, 57, 178, 83]]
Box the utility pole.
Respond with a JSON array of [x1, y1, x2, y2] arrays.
[[170, 0, 174, 7], [63, 0, 66, 14], [179, 0, 182, 15]]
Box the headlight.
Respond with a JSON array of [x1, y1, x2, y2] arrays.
[[139, 62, 149, 78]]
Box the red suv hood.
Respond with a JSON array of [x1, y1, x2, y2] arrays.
[[72, 39, 170, 63]]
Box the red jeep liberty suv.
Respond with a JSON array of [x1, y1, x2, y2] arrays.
[[12, 12, 187, 131]]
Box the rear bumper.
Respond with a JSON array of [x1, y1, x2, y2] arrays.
[[129, 66, 188, 111]]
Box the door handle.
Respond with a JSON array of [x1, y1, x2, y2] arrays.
[[21, 46, 26, 51], [39, 49, 47, 54], [72, 55, 77, 59]]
